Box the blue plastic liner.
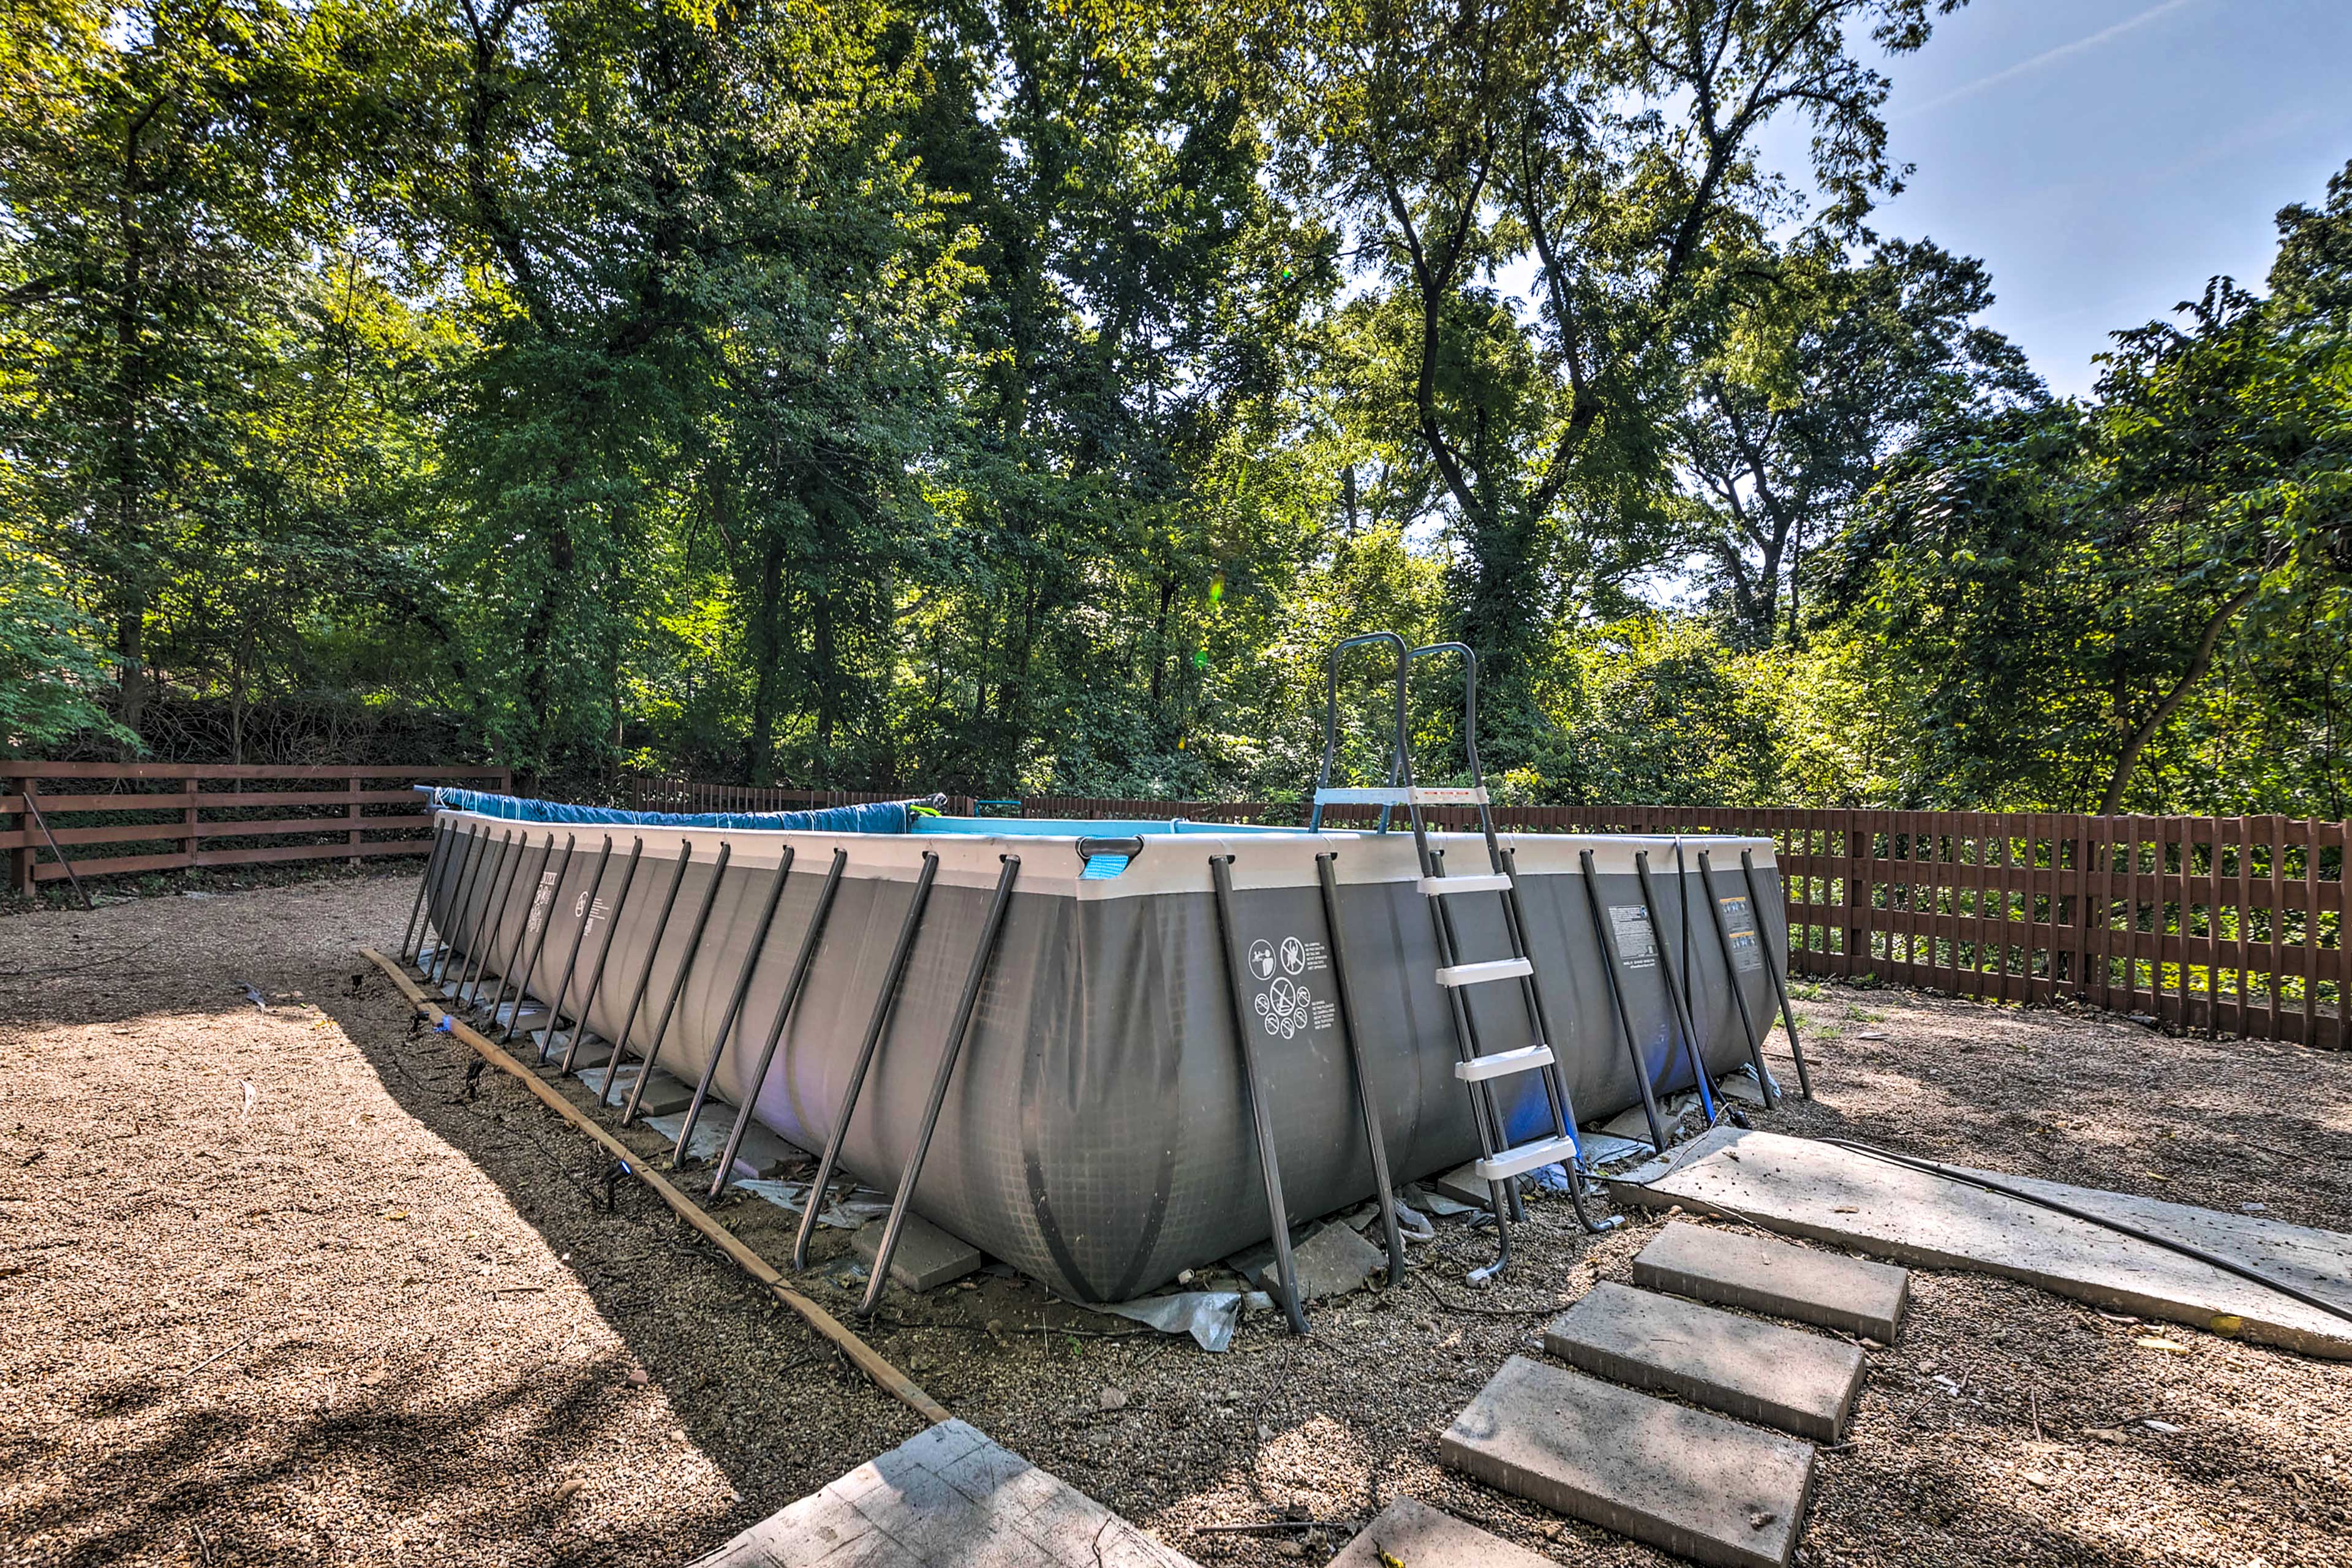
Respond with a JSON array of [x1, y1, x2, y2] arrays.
[[421, 786, 912, 835]]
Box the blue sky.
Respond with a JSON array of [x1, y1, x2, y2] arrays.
[[1846, 0, 2352, 397]]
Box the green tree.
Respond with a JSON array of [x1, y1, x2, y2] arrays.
[[1263, 0, 1967, 753], [1672, 238, 2040, 646]]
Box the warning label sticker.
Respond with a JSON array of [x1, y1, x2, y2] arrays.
[[1609, 905, 1657, 969], [1249, 931, 1329, 1038], [1719, 895, 1763, 972], [525, 870, 558, 935]]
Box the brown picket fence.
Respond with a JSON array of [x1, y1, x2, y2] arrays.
[[2, 761, 511, 894], [618, 780, 2347, 1049]]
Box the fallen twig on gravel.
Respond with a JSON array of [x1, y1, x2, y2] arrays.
[[182, 1334, 253, 1377]]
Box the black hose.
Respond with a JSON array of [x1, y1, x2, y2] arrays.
[[1819, 1137, 2352, 1330]]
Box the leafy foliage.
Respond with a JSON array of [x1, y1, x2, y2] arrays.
[[3, 2, 2346, 815]]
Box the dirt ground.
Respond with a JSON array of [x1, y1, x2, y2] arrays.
[[3, 876, 2348, 1568]]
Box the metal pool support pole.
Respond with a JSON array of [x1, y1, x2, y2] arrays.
[[500, 833, 578, 1040], [712, 848, 848, 1197], [447, 825, 499, 983], [1315, 851, 1406, 1288], [1741, 847, 1815, 1099], [1580, 848, 1670, 1151], [461, 829, 526, 1007], [622, 842, 733, 1125], [402, 822, 451, 963], [558, 837, 645, 1074], [481, 832, 555, 1030], [1698, 849, 1778, 1107], [1210, 853, 1309, 1336], [794, 853, 941, 1271], [537, 835, 615, 1064], [458, 831, 519, 1006], [600, 843, 695, 1109], [858, 853, 1022, 1318], [1635, 850, 1719, 1125], [672, 847, 795, 1166], [434, 826, 488, 981]]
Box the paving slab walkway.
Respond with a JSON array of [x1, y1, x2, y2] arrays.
[[687, 1419, 1200, 1568], [1439, 1355, 1814, 1568], [1610, 1127, 2352, 1358], [1633, 1222, 1910, 1343], [1328, 1497, 1560, 1568], [1545, 1280, 1866, 1441]]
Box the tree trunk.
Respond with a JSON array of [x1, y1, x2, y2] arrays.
[[2099, 582, 2258, 814], [742, 534, 788, 785]]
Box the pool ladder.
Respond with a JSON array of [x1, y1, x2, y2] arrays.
[[1310, 633, 1593, 1287]]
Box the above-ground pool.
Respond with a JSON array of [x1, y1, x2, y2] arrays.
[[415, 799, 1785, 1303]]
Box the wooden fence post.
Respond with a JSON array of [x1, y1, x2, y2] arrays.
[[181, 776, 200, 872], [4, 772, 28, 895], [348, 770, 364, 866]]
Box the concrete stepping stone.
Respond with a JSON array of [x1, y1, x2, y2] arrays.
[[1633, 1221, 1910, 1343], [1615, 1126, 2352, 1358], [1329, 1497, 1557, 1568], [687, 1417, 1199, 1567], [1545, 1281, 1865, 1442], [555, 1033, 615, 1069], [573, 1062, 635, 1100], [624, 1069, 695, 1116], [1432, 1160, 1498, 1210], [1440, 1355, 1814, 1568], [855, 1212, 984, 1292], [1241, 1219, 1386, 1303]]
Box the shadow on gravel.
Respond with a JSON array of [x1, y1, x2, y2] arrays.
[[25, 1355, 647, 1567]]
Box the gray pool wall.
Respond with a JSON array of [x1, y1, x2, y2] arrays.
[[422, 816, 1785, 1302]]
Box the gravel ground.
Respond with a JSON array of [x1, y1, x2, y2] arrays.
[[2, 878, 2348, 1568]]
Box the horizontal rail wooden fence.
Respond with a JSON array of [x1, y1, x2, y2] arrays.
[[620, 775, 976, 816], [631, 786, 2345, 1048], [3, 762, 511, 894]]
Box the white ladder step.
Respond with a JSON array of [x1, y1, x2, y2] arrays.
[[1435, 956, 1533, 987], [1314, 785, 1491, 807], [1454, 1043, 1555, 1082], [1419, 873, 1512, 895], [1474, 1134, 1580, 1183]]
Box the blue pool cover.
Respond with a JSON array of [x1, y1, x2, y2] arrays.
[[421, 786, 914, 835]]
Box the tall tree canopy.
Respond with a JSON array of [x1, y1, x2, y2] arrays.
[[5, 1, 2348, 817]]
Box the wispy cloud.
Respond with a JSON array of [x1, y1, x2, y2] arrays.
[[1894, 0, 2207, 121]]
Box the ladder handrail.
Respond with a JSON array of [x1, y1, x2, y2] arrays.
[[1310, 631, 1410, 832], [1403, 641, 1483, 794], [598, 842, 696, 1109], [1210, 853, 1309, 1334], [793, 851, 941, 1271], [672, 846, 796, 1164], [559, 837, 647, 1074], [858, 853, 1023, 1317], [1498, 845, 1586, 1146], [1419, 848, 1526, 1237], [621, 841, 733, 1123], [711, 848, 849, 1197]]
